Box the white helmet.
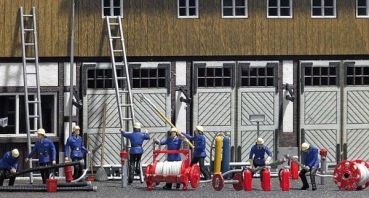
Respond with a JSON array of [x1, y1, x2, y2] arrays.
[[134, 122, 141, 129], [170, 127, 178, 132], [12, 149, 19, 158], [301, 143, 310, 151], [196, 126, 203, 132], [257, 137, 264, 145], [37, 128, 46, 135]]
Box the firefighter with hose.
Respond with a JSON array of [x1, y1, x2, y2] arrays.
[[300, 142, 319, 191], [248, 137, 273, 176], [0, 149, 19, 186]]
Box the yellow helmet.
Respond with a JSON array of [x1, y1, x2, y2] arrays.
[[134, 122, 141, 129], [257, 138, 264, 145], [301, 143, 310, 151], [12, 149, 19, 157], [37, 128, 46, 135]]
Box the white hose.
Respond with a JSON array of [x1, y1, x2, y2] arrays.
[[155, 161, 182, 175], [356, 163, 369, 186]]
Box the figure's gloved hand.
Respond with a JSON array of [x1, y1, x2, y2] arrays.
[[52, 160, 56, 165], [145, 129, 149, 133], [64, 157, 69, 162], [304, 166, 310, 171], [10, 168, 16, 174], [248, 159, 254, 168], [265, 156, 273, 165]]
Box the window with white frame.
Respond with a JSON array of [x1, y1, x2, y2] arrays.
[[222, 0, 248, 18], [357, 0, 369, 17], [0, 94, 57, 136], [267, 0, 292, 18], [102, 0, 123, 18], [311, 0, 336, 18], [178, 0, 198, 18]]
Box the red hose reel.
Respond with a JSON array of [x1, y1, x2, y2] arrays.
[[145, 149, 200, 191], [334, 159, 369, 191]]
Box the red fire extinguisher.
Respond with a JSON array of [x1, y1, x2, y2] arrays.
[[243, 168, 253, 191], [261, 167, 271, 191], [64, 166, 73, 183], [290, 160, 299, 180], [279, 167, 290, 191]]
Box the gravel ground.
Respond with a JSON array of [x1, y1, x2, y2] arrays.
[[1, 177, 369, 198]]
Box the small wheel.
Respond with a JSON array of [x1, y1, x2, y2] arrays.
[[189, 164, 201, 189]]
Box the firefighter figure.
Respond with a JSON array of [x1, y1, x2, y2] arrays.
[[248, 138, 273, 169], [25, 128, 57, 184], [120, 122, 150, 184], [300, 142, 319, 191], [64, 125, 90, 181], [181, 126, 210, 180], [0, 149, 19, 186], [154, 128, 182, 190]]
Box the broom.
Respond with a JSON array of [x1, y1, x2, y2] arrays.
[[86, 134, 95, 181], [94, 103, 108, 181]]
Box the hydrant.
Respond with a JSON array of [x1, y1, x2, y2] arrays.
[[319, 148, 328, 185], [120, 149, 128, 166]]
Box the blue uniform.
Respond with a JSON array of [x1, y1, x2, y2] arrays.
[[65, 135, 88, 159], [302, 146, 319, 168], [27, 138, 56, 163], [300, 145, 319, 190], [160, 136, 182, 161], [0, 151, 18, 170], [249, 144, 273, 166], [181, 132, 206, 158], [0, 151, 18, 186], [121, 129, 150, 154]]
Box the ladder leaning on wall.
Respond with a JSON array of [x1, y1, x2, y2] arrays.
[[106, 16, 138, 188], [20, 7, 43, 184]]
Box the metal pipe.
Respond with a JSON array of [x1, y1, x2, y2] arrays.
[[68, 0, 76, 137], [5, 160, 84, 178], [16, 181, 92, 187], [0, 185, 97, 192]]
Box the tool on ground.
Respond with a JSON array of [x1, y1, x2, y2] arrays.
[[86, 134, 95, 181], [94, 103, 108, 181]]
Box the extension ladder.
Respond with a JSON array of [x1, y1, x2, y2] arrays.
[[106, 16, 139, 187], [20, 7, 43, 184]]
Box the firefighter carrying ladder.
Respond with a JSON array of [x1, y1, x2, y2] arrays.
[[106, 16, 138, 188], [20, 7, 43, 184]]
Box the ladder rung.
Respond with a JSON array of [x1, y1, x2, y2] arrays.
[[25, 57, 36, 60], [29, 130, 37, 133], [115, 62, 125, 66], [26, 72, 37, 75], [116, 76, 127, 80], [122, 118, 134, 120], [111, 36, 121, 39], [109, 23, 119, 25], [24, 43, 35, 46], [24, 29, 34, 31], [23, 14, 34, 17], [119, 90, 128, 94], [113, 50, 123, 53], [29, 115, 40, 119], [27, 100, 40, 104]]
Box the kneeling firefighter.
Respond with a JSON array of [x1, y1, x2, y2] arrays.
[[248, 137, 273, 173]]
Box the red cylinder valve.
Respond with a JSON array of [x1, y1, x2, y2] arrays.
[[320, 148, 328, 157], [120, 150, 128, 165]]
